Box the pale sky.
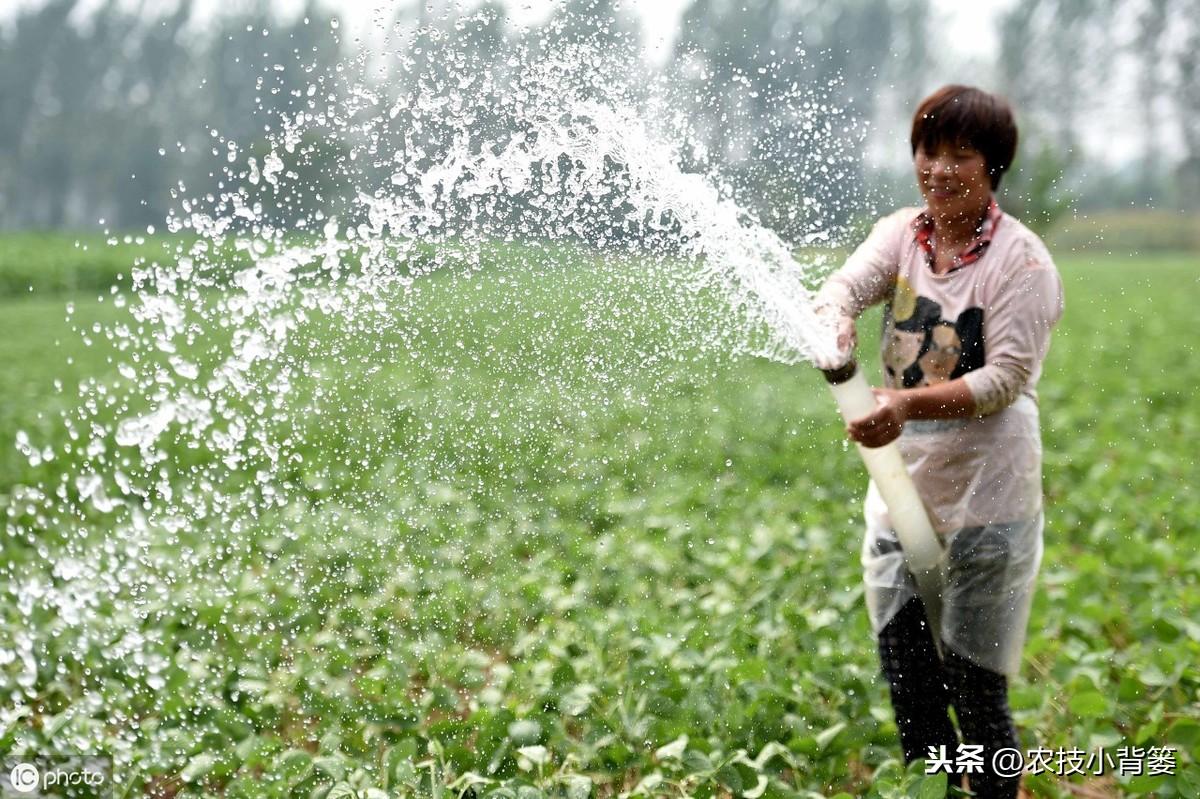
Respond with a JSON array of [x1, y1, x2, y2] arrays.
[[334, 0, 1007, 65], [0, 0, 1003, 60], [0, 0, 1142, 165]]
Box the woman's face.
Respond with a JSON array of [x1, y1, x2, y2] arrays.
[[913, 140, 992, 221]]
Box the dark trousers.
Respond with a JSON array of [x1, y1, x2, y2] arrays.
[[877, 595, 1021, 799]]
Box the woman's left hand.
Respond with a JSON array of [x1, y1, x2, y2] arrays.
[[847, 388, 910, 448]]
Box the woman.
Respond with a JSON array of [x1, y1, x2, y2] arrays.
[[814, 85, 1065, 798]]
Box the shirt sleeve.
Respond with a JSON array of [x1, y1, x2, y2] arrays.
[[815, 210, 909, 318], [963, 240, 1065, 416]]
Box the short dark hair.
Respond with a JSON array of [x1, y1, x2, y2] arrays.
[[911, 85, 1018, 190]]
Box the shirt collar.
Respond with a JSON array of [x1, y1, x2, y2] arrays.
[[911, 197, 1003, 273]]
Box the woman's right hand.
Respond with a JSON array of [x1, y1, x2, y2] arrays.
[[812, 302, 857, 370]]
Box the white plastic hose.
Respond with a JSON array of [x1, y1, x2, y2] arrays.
[[823, 361, 946, 639]]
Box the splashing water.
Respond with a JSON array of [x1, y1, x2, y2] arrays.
[[3, 11, 868, 773]]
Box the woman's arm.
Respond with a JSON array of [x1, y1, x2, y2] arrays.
[[846, 380, 975, 448], [961, 250, 1065, 415], [812, 210, 913, 369], [816, 209, 912, 317], [847, 239, 1065, 448]]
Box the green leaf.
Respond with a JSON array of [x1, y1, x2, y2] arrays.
[[731, 658, 768, 682], [507, 719, 541, 745], [326, 783, 357, 799], [277, 748, 314, 782], [743, 775, 769, 798], [654, 734, 688, 761], [215, 707, 255, 740], [180, 753, 217, 784], [1139, 664, 1176, 687], [516, 745, 550, 769], [715, 764, 742, 794], [1168, 719, 1200, 749], [565, 775, 592, 799], [1177, 765, 1200, 799], [748, 741, 793, 770], [914, 772, 948, 799], [682, 749, 714, 773], [1135, 721, 1160, 745], [816, 722, 847, 751], [483, 789, 518, 799], [390, 758, 418, 789], [1067, 691, 1108, 717], [391, 738, 418, 761], [314, 756, 347, 781], [1125, 773, 1167, 794], [631, 772, 663, 795]]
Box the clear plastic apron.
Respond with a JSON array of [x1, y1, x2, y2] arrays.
[[861, 510, 1044, 677]]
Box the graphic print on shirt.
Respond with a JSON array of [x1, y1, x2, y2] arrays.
[[882, 276, 984, 388]]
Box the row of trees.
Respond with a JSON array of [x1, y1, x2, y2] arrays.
[[0, 0, 341, 230], [0, 0, 1197, 232], [996, 0, 1200, 216]]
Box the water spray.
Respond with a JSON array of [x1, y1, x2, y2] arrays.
[[5, 18, 904, 744], [820, 358, 947, 640]]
